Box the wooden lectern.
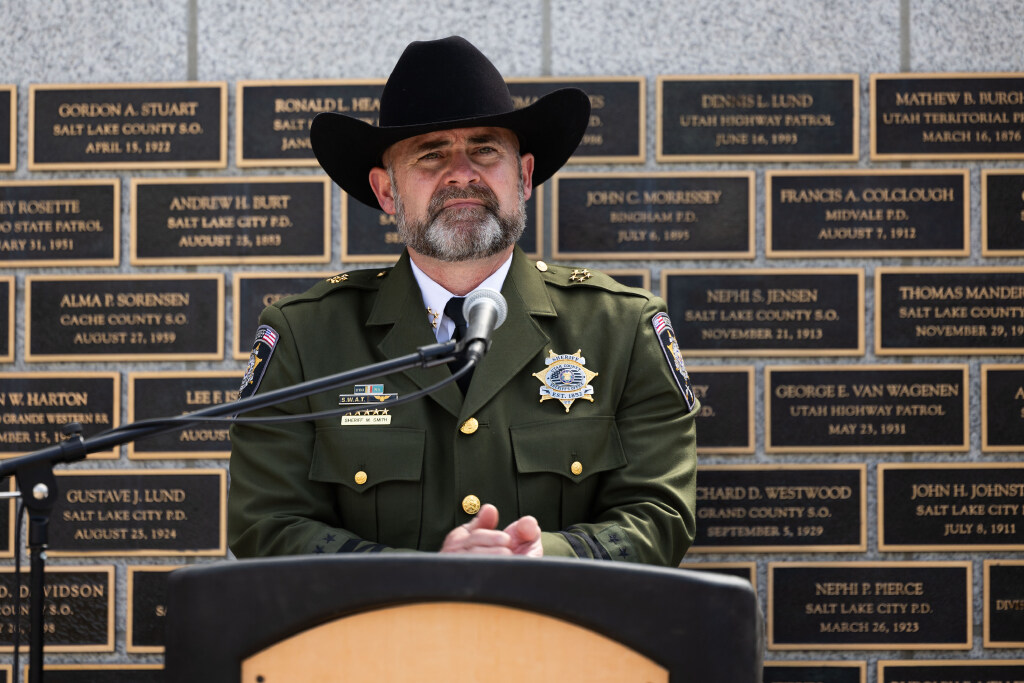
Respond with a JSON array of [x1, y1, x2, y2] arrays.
[[163, 555, 762, 682]]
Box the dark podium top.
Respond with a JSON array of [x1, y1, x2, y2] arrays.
[[164, 555, 762, 682]]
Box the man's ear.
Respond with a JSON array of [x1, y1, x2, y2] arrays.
[[520, 152, 535, 201], [368, 167, 397, 214]]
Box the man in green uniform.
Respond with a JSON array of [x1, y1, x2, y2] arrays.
[[228, 36, 699, 566]]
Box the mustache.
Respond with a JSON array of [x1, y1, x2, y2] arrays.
[[426, 184, 501, 222]]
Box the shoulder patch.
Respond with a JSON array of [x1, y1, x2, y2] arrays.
[[652, 312, 697, 411], [238, 325, 279, 399]]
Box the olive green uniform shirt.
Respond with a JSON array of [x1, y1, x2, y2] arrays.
[[228, 247, 698, 566]]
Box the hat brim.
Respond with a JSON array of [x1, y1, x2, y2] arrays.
[[310, 87, 591, 209]]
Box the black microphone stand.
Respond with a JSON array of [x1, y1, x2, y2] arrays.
[[0, 337, 463, 683]]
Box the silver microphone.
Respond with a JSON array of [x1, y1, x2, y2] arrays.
[[461, 288, 508, 363]]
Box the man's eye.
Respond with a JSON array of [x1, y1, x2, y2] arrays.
[[419, 152, 442, 160]]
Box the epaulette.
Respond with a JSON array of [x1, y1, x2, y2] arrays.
[[533, 260, 649, 297], [275, 267, 393, 308]]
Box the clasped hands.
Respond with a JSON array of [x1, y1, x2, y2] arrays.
[[440, 503, 542, 556]]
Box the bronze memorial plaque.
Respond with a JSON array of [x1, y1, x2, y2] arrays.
[[25, 274, 224, 361], [39, 665, 163, 682], [0, 566, 114, 652], [1, 86, 13, 171], [692, 465, 866, 553], [127, 565, 178, 652], [982, 363, 1024, 452], [763, 661, 866, 683], [766, 170, 969, 257], [343, 186, 541, 261], [131, 176, 330, 265], [687, 366, 754, 454], [657, 74, 858, 162], [29, 82, 226, 169], [982, 169, 1024, 256], [233, 272, 334, 359], [984, 560, 1024, 648], [48, 469, 225, 557], [237, 79, 384, 166], [508, 77, 644, 163], [768, 562, 972, 650], [875, 267, 1024, 355], [127, 372, 240, 459], [871, 73, 1024, 160], [766, 364, 968, 453], [879, 660, 1024, 683], [0, 276, 11, 363], [0, 480, 12, 559], [661, 268, 864, 356], [551, 172, 754, 260], [0, 372, 119, 459], [0, 179, 120, 266], [879, 463, 1024, 552]]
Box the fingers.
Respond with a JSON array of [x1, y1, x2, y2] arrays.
[[465, 503, 500, 532]]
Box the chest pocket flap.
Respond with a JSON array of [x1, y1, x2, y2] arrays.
[[310, 426, 425, 492], [510, 416, 625, 482]]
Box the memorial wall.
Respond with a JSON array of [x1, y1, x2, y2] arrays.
[[1, 1, 1023, 681]]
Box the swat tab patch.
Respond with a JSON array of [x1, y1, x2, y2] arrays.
[[652, 312, 697, 411], [238, 325, 279, 399]]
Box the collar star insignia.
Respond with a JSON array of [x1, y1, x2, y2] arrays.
[[532, 349, 598, 413], [426, 306, 441, 329], [569, 268, 592, 283]]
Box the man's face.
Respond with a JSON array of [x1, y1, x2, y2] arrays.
[[369, 127, 535, 262]]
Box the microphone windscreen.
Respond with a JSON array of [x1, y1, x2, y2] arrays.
[[462, 288, 508, 329]]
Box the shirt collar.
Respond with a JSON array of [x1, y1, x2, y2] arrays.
[[410, 252, 514, 341]]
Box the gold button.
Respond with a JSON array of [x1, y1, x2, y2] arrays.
[[571, 461, 583, 476], [462, 495, 481, 515], [460, 417, 479, 435], [354, 470, 367, 485], [535, 260, 548, 272]]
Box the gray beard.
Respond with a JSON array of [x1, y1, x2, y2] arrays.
[[391, 169, 527, 262]]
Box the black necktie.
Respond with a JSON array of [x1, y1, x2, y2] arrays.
[[444, 297, 472, 393]]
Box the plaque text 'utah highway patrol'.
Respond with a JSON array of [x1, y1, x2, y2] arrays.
[[766, 170, 968, 257], [30, 82, 227, 169], [662, 269, 864, 356], [871, 73, 1024, 160], [48, 469, 225, 556], [766, 365, 968, 453], [879, 464, 1024, 551], [657, 75, 858, 161], [552, 173, 753, 259], [0, 567, 114, 652], [0, 373, 119, 458], [127, 372, 239, 459], [131, 177, 330, 264], [692, 465, 865, 552], [26, 274, 224, 361], [875, 267, 1024, 354], [0, 180, 120, 266], [769, 562, 971, 650]]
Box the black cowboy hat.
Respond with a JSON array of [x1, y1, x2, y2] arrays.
[[310, 36, 591, 209]]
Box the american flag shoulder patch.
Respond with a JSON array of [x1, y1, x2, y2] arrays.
[[238, 324, 279, 400]]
